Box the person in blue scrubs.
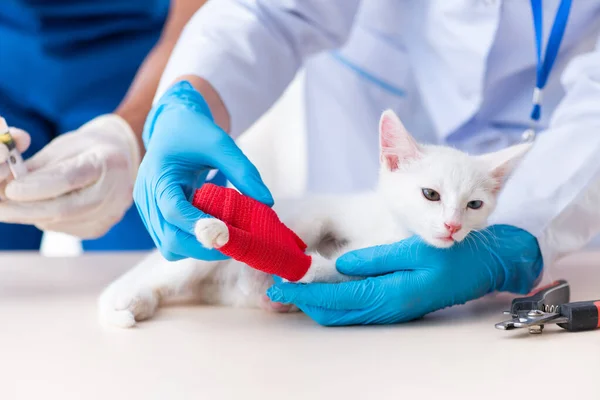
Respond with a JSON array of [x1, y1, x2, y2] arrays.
[[0, 0, 220, 250]]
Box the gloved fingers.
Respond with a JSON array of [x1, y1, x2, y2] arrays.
[[160, 251, 185, 262], [0, 201, 59, 224], [30, 193, 125, 239], [0, 127, 31, 163], [0, 127, 32, 182], [139, 177, 227, 261], [151, 182, 216, 258], [266, 278, 381, 310], [292, 272, 433, 326], [142, 197, 227, 262], [139, 206, 184, 262], [0, 164, 11, 183], [298, 303, 420, 326], [7, 127, 32, 153], [209, 135, 274, 206], [19, 139, 57, 174], [0, 189, 102, 224], [5, 153, 102, 201], [163, 227, 229, 261], [0, 180, 8, 199], [294, 305, 361, 326], [336, 236, 426, 276], [156, 181, 216, 237]]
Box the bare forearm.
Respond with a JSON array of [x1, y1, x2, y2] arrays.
[[114, 0, 208, 154]]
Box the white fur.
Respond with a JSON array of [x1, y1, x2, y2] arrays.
[[194, 218, 230, 249], [98, 109, 531, 328]]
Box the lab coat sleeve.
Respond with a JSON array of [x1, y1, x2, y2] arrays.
[[155, 0, 361, 137], [489, 44, 600, 267]]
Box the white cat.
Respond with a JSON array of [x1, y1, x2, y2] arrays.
[[98, 109, 531, 328]]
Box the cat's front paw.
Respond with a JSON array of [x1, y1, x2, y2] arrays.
[[98, 282, 160, 329], [295, 253, 358, 284], [195, 218, 230, 249]]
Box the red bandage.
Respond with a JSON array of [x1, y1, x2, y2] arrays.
[[192, 184, 311, 282]]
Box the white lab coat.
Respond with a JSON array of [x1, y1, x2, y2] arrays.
[[157, 0, 600, 270]]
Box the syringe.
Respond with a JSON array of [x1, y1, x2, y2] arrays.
[[0, 117, 28, 179]]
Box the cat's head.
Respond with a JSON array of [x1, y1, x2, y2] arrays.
[[377, 109, 531, 248]]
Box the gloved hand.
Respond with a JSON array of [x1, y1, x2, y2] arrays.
[[267, 225, 543, 326], [134, 80, 273, 261], [0, 114, 140, 238], [0, 126, 30, 179]]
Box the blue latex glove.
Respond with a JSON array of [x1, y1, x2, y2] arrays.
[[267, 225, 543, 326], [134, 81, 273, 261]]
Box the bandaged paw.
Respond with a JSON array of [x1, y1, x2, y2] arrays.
[[195, 218, 230, 249], [192, 184, 312, 282]]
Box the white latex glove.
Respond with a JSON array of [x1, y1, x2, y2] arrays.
[[0, 114, 140, 239], [0, 126, 31, 180]]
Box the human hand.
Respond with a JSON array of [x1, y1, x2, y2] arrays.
[[134, 80, 273, 261], [0, 124, 31, 182], [0, 114, 140, 238], [267, 225, 543, 326]]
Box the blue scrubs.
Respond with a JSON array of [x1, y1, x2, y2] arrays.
[[0, 0, 178, 250]]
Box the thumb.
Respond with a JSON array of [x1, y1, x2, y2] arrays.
[[336, 236, 424, 276], [6, 127, 31, 153], [0, 127, 32, 181], [5, 153, 102, 201], [209, 133, 274, 206]]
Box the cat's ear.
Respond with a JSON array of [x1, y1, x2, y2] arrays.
[[379, 109, 421, 171], [477, 142, 533, 193]]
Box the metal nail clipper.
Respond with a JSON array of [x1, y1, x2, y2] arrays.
[[495, 279, 600, 334]]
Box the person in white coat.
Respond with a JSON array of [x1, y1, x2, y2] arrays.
[[24, 1, 600, 324]]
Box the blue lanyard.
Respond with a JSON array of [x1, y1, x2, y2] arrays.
[[527, 0, 572, 135]]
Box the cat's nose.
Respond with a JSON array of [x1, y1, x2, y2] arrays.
[[444, 222, 462, 234]]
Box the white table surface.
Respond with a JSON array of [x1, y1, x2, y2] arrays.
[[1, 252, 599, 400]]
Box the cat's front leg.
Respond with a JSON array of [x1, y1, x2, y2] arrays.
[[98, 251, 216, 328], [292, 253, 359, 284]]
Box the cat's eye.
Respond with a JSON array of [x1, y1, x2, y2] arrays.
[[422, 188, 440, 201], [467, 200, 483, 210]]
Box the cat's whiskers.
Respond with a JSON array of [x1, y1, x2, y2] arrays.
[[473, 230, 495, 252], [475, 227, 499, 249], [463, 234, 475, 253], [469, 230, 486, 248], [414, 239, 422, 263], [466, 233, 480, 253]]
